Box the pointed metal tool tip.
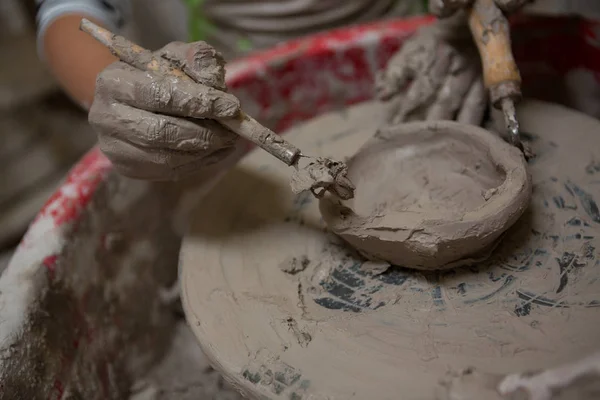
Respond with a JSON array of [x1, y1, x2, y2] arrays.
[[501, 98, 523, 150]]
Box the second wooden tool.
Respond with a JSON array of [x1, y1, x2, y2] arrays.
[[468, 0, 523, 151], [79, 18, 355, 200]]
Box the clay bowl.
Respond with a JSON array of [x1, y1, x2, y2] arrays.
[[319, 120, 532, 270]]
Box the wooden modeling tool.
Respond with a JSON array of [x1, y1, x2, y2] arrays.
[[79, 18, 355, 200], [468, 0, 523, 152]]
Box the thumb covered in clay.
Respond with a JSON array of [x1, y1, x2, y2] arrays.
[[157, 41, 229, 92], [89, 40, 242, 181]]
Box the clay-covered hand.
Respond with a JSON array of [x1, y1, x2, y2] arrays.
[[89, 41, 241, 181], [429, 0, 531, 18], [376, 22, 485, 125]]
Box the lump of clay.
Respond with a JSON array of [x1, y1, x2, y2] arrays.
[[319, 121, 532, 270]]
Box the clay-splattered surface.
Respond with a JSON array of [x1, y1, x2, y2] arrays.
[[182, 99, 600, 399]]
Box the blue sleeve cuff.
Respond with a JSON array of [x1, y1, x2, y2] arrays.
[[36, 0, 129, 61]]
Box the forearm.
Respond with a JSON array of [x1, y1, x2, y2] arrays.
[[36, 0, 131, 109], [42, 15, 116, 109]]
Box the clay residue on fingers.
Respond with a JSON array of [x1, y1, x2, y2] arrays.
[[290, 156, 355, 200], [157, 41, 228, 91], [375, 16, 486, 125]]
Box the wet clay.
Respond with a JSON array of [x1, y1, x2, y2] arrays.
[[375, 16, 487, 126], [181, 100, 600, 400], [290, 157, 355, 200], [320, 120, 531, 270]]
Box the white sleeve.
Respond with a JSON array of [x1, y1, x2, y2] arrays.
[[35, 0, 131, 60]]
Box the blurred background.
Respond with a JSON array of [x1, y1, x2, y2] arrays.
[[0, 0, 96, 271]]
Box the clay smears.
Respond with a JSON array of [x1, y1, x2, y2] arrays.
[[319, 120, 532, 270], [181, 99, 600, 400], [290, 156, 355, 200]]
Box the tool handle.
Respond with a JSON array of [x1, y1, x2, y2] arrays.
[[468, 0, 521, 106], [80, 19, 301, 166]]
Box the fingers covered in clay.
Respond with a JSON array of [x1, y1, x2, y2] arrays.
[[375, 35, 427, 101], [397, 45, 453, 120], [375, 62, 411, 101], [95, 62, 240, 119], [378, 26, 485, 125], [90, 102, 240, 180], [157, 41, 228, 91], [90, 102, 238, 151], [426, 51, 477, 120], [89, 40, 242, 181], [376, 27, 453, 99], [456, 78, 486, 125], [97, 130, 239, 181]]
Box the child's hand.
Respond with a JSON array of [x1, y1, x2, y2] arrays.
[[375, 23, 485, 125], [89, 41, 241, 181]]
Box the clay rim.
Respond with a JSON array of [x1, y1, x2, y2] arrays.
[[320, 120, 532, 248]]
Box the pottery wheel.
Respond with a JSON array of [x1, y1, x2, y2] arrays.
[[181, 100, 600, 400]]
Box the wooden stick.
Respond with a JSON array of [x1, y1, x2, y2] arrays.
[[80, 18, 301, 167], [468, 0, 523, 151], [467, 0, 521, 108]]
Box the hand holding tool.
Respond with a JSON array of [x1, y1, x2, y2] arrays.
[[79, 18, 355, 200]]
